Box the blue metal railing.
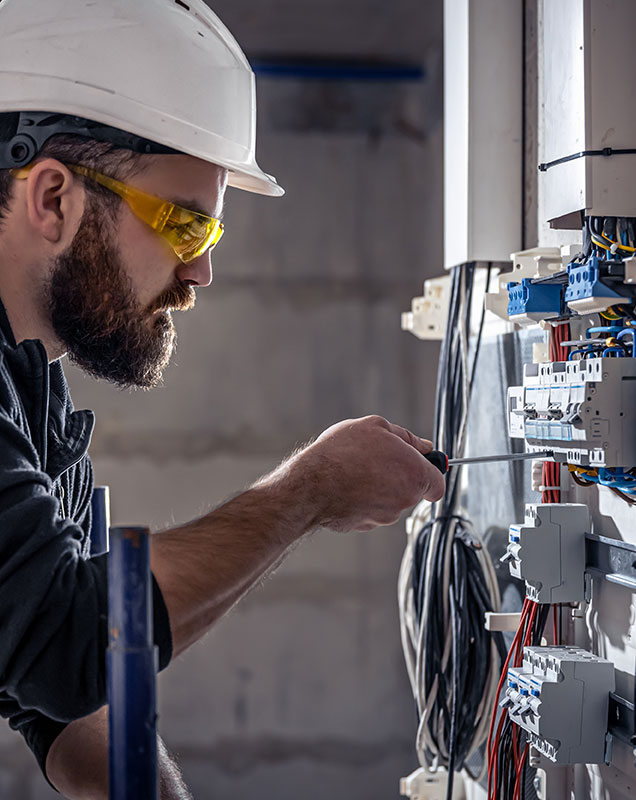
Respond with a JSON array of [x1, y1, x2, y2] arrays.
[[92, 488, 158, 799], [107, 526, 158, 799]]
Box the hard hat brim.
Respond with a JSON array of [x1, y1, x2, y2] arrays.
[[0, 77, 285, 197]]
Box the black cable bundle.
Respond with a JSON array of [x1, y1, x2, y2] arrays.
[[399, 263, 505, 800]]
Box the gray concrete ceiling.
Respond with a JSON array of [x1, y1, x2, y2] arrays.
[[204, 0, 441, 62]]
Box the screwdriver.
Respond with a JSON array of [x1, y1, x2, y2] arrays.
[[424, 449, 554, 475]]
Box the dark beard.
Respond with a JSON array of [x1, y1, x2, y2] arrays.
[[46, 197, 195, 389]]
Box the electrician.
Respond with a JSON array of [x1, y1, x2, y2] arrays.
[[0, 1, 445, 797]]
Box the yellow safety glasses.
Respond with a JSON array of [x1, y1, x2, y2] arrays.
[[11, 163, 224, 263]]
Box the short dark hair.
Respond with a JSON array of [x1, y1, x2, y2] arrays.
[[0, 114, 151, 229]]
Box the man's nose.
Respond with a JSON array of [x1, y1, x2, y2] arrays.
[[175, 250, 213, 287]]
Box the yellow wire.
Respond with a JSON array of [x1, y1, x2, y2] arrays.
[[597, 232, 635, 253], [568, 465, 599, 477], [591, 235, 611, 251], [600, 309, 623, 320]]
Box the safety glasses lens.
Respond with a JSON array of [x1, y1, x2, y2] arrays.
[[172, 219, 224, 263]]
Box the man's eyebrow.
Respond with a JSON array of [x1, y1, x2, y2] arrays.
[[173, 197, 224, 221]]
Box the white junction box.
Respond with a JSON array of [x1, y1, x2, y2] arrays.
[[399, 768, 465, 800], [507, 357, 636, 467], [444, 0, 522, 268], [503, 646, 614, 764], [539, 0, 636, 226], [401, 275, 451, 341], [501, 503, 589, 603]]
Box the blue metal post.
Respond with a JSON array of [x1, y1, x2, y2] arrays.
[[107, 527, 158, 800], [90, 486, 110, 556]]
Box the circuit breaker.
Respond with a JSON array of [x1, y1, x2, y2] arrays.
[[501, 503, 588, 603], [503, 646, 614, 764], [507, 357, 636, 467]]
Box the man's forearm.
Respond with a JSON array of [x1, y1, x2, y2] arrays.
[[46, 706, 193, 800], [150, 415, 446, 658], [150, 456, 319, 656]]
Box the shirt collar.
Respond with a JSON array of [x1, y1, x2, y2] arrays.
[[0, 298, 17, 348]]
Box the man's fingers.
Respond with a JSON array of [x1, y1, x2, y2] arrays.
[[385, 422, 434, 455]]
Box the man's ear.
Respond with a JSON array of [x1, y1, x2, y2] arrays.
[[23, 159, 85, 247]]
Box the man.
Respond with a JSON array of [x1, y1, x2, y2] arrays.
[[0, 0, 445, 796]]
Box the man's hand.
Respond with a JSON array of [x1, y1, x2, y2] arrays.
[[291, 415, 445, 532]]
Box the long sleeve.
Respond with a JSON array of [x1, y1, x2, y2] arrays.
[[0, 403, 172, 723]]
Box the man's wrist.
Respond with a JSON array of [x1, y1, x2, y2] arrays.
[[250, 446, 327, 540]]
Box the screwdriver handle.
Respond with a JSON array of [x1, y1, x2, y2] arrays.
[[425, 449, 448, 475]]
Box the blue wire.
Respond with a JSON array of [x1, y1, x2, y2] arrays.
[[617, 329, 636, 356], [602, 347, 624, 357]]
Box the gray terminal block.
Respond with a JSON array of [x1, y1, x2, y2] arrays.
[[507, 356, 636, 467], [501, 503, 589, 603], [504, 646, 614, 764]]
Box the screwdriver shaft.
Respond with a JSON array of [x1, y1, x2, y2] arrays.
[[447, 450, 553, 466]]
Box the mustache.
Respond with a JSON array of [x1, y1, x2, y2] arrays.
[[146, 282, 196, 314]]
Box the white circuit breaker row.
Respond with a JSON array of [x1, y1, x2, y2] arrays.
[[507, 357, 636, 467], [503, 646, 614, 765]]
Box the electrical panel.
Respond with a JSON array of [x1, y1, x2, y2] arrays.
[[503, 646, 614, 765], [501, 503, 588, 604], [507, 357, 636, 468], [400, 2, 636, 799]]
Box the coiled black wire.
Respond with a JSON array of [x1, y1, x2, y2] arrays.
[[409, 263, 505, 800]]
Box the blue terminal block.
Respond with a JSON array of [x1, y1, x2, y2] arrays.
[[506, 278, 563, 323], [565, 256, 626, 314]]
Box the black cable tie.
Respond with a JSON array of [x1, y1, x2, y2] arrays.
[[538, 147, 636, 172]]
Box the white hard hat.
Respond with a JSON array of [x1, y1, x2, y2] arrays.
[[0, 0, 284, 197]]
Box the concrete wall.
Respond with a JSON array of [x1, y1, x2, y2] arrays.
[[0, 2, 444, 797]]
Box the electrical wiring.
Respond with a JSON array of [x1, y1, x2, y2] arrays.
[[486, 601, 552, 800], [485, 600, 550, 800], [569, 465, 636, 505], [398, 263, 505, 800], [541, 323, 570, 504], [482, 325, 569, 800]]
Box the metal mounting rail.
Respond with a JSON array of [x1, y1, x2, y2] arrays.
[[585, 533, 636, 592], [608, 693, 635, 746]]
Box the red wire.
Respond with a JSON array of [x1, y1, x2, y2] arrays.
[[489, 603, 536, 799], [522, 602, 538, 651], [487, 599, 531, 798]]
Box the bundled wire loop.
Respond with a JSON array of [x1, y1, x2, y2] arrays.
[[399, 264, 504, 799]]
